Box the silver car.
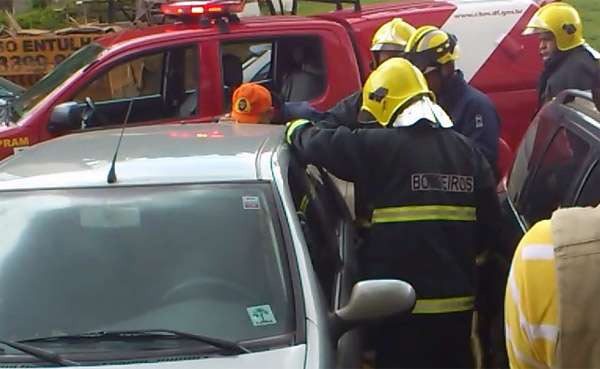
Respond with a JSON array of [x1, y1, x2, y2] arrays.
[[0, 122, 414, 368]]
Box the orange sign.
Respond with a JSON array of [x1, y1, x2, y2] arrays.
[[0, 34, 104, 76]]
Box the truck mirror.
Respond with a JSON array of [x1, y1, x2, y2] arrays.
[[48, 102, 83, 134]]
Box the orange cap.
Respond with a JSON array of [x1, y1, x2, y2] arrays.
[[231, 83, 273, 124]]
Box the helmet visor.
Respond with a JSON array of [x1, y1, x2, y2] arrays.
[[371, 43, 406, 52], [523, 14, 551, 35]]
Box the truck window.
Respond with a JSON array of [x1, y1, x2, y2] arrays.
[[576, 161, 600, 207], [75, 53, 163, 102], [276, 37, 325, 102], [221, 41, 272, 111], [221, 36, 325, 110], [72, 45, 198, 127], [521, 128, 590, 226], [13, 43, 105, 119]]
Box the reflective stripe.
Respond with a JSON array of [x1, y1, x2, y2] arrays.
[[505, 325, 548, 369], [299, 195, 310, 214], [521, 244, 554, 260], [508, 264, 558, 342], [372, 205, 476, 223], [285, 119, 310, 144], [412, 296, 475, 314]]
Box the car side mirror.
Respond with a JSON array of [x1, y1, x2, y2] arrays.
[[48, 102, 83, 134], [330, 279, 415, 339]]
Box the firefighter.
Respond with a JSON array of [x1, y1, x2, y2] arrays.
[[285, 57, 501, 369], [505, 204, 600, 369], [283, 18, 417, 229], [282, 18, 416, 128], [405, 26, 500, 174], [523, 2, 600, 106]]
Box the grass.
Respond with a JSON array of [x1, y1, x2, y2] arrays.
[[297, 0, 387, 16], [567, 0, 600, 50], [298, 0, 600, 50]]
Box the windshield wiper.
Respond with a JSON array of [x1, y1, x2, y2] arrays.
[[19, 329, 251, 355], [0, 338, 79, 366]]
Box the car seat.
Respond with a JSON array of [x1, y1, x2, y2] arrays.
[[178, 54, 243, 116], [280, 45, 324, 102]]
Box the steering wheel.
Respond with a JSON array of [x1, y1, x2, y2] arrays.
[[161, 277, 259, 305]]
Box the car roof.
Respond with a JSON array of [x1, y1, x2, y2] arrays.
[[0, 123, 285, 191], [94, 15, 330, 49], [556, 91, 600, 136], [316, 0, 453, 24]]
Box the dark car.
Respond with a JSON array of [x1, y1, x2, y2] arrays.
[[0, 77, 24, 124], [0, 77, 24, 100], [501, 89, 600, 253]]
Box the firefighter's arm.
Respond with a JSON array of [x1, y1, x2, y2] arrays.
[[505, 220, 557, 369], [280, 101, 326, 123], [285, 119, 363, 182], [316, 90, 362, 130], [462, 99, 501, 171], [475, 155, 503, 257]]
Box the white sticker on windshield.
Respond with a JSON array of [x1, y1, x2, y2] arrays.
[[242, 196, 260, 210], [247, 305, 277, 326]]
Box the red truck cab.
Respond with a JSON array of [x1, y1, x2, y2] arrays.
[[0, 0, 547, 166]]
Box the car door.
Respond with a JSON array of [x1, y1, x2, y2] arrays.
[[67, 44, 199, 128], [287, 158, 362, 368], [575, 159, 600, 207]]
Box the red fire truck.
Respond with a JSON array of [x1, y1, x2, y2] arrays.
[[0, 0, 549, 174]]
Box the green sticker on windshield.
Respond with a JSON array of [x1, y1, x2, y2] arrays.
[[247, 305, 277, 327]]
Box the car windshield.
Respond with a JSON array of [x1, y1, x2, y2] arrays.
[[0, 183, 294, 349], [13, 43, 105, 119]]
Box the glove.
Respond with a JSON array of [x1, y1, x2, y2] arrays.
[[271, 91, 284, 111], [284, 119, 312, 144]]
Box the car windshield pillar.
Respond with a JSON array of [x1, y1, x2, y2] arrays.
[[13, 43, 105, 119]]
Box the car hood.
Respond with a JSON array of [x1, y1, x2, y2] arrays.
[[27, 345, 306, 369], [31, 345, 306, 369]]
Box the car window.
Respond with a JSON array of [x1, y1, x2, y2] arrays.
[[577, 160, 600, 206], [74, 52, 164, 102], [508, 111, 560, 206], [276, 36, 325, 102], [221, 41, 272, 111], [71, 45, 199, 126], [220, 36, 326, 110], [0, 183, 294, 346], [183, 47, 198, 92], [288, 160, 343, 305], [13, 43, 105, 119], [507, 119, 540, 204], [520, 128, 590, 226]]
